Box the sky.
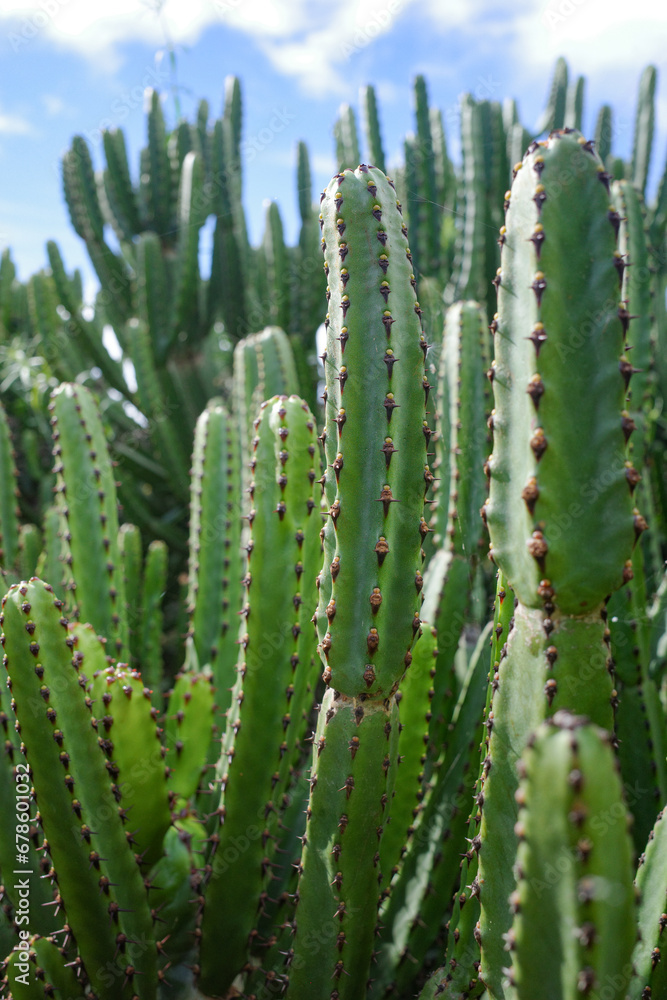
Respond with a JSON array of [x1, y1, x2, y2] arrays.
[[0, 0, 665, 294]]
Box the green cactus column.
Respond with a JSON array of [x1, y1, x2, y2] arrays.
[[287, 690, 399, 998], [314, 164, 429, 700], [1, 579, 156, 1000], [198, 394, 321, 996], [49, 383, 129, 658], [232, 325, 300, 493], [0, 401, 19, 580], [287, 164, 430, 998], [423, 299, 488, 752], [510, 712, 636, 1000], [633, 806, 667, 998], [418, 571, 516, 1000], [479, 130, 641, 998], [185, 401, 243, 731]]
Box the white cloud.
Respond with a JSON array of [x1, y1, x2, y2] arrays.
[[41, 93, 67, 116], [0, 108, 32, 135], [423, 0, 663, 80], [0, 0, 416, 94], [0, 0, 661, 102], [309, 151, 337, 176]]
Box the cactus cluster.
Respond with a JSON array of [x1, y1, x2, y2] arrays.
[[1, 56, 667, 1000]]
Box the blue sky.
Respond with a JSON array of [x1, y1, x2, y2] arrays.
[[0, 0, 664, 293]]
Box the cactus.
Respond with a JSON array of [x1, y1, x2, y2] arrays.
[[232, 325, 300, 491], [608, 552, 666, 852], [0, 401, 19, 580], [198, 394, 322, 994], [1, 59, 667, 1000], [417, 573, 516, 1000], [334, 104, 362, 172], [633, 805, 667, 997], [377, 622, 437, 885], [412, 75, 441, 278], [361, 84, 386, 173], [87, 664, 171, 868], [372, 619, 491, 999], [564, 74, 585, 131], [263, 201, 291, 333], [0, 662, 59, 937], [50, 382, 129, 658], [286, 690, 400, 998], [423, 300, 488, 754], [479, 129, 641, 997], [510, 712, 636, 998], [164, 671, 216, 804], [185, 401, 243, 727], [594, 104, 614, 166], [535, 56, 568, 134], [314, 164, 428, 699], [483, 130, 637, 637], [284, 162, 430, 997], [293, 140, 328, 411], [119, 521, 143, 667], [3, 935, 85, 999], [631, 65, 657, 197], [1, 579, 156, 1000], [445, 95, 487, 307]]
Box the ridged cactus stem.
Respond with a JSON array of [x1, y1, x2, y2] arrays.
[[1, 580, 156, 1000], [282, 163, 430, 998], [419, 571, 515, 1000], [510, 712, 636, 999], [479, 129, 642, 997], [423, 300, 488, 747], [3, 935, 84, 1000], [164, 671, 216, 805], [633, 806, 667, 997], [361, 84, 386, 173], [49, 383, 128, 658], [446, 96, 486, 306], [88, 664, 171, 869], [373, 620, 491, 1000], [0, 401, 20, 578], [232, 326, 300, 494], [315, 164, 429, 698], [611, 178, 653, 464], [185, 402, 243, 729], [484, 131, 638, 615], [198, 394, 321, 996], [378, 621, 437, 886], [286, 689, 399, 998]]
